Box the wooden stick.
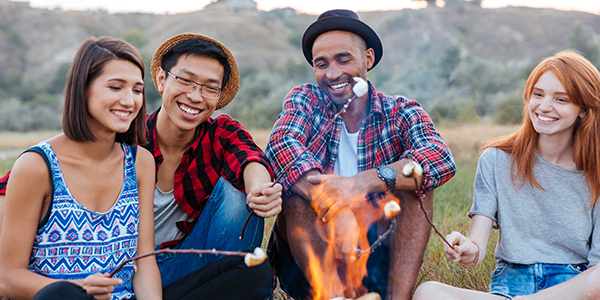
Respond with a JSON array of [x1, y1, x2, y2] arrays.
[[413, 178, 455, 250], [109, 248, 250, 277]]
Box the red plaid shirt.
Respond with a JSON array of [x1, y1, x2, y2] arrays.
[[145, 109, 273, 247], [0, 171, 8, 194], [266, 81, 456, 202]]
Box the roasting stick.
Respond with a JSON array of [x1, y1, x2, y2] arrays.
[[402, 159, 455, 250], [239, 77, 369, 239], [109, 247, 267, 278]]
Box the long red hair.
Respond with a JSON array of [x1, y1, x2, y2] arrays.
[[483, 50, 600, 206]]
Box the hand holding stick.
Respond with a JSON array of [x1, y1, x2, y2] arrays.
[[239, 77, 369, 239], [402, 159, 455, 250]]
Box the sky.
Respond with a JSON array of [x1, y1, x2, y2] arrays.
[[21, 0, 600, 15]]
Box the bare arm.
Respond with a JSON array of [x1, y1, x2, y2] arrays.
[[131, 148, 162, 300], [0, 152, 63, 298], [243, 162, 282, 218]]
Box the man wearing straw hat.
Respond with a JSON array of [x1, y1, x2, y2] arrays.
[[266, 9, 456, 300], [0, 33, 281, 298], [144, 33, 282, 295]]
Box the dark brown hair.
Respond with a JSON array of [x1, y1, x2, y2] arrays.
[[63, 36, 147, 145]]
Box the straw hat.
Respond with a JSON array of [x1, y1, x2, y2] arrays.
[[150, 33, 240, 110], [302, 9, 383, 71]]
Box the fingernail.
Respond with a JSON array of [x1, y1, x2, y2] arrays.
[[322, 217, 326, 222]]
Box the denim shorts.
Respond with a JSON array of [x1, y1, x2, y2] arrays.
[[488, 259, 586, 299]]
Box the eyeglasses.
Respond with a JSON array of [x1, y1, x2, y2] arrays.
[[166, 71, 222, 99]]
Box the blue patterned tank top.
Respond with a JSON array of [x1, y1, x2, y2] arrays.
[[28, 141, 138, 300]]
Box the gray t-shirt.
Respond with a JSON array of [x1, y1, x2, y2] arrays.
[[153, 186, 194, 247], [469, 147, 600, 266]]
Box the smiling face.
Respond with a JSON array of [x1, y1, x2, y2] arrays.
[[156, 54, 224, 133], [528, 70, 586, 140], [312, 31, 374, 106], [86, 59, 144, 137]]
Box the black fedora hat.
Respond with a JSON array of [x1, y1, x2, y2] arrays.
[[302, 9, 383, 71]]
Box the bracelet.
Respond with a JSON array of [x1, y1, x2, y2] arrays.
[[460, 240, 480, 268]]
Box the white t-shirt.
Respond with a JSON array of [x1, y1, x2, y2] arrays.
[[334, 122, 359, 177]]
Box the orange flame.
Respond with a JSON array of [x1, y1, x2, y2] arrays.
[[302, 192, 400, 300]]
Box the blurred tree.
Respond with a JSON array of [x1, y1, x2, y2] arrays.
[[568, 22, 600, 68], [494, 91, 524, 125], [123, 28, 148, 49], [46, 62, 70, 94], [440, 45, 462, 85], [449, 56, 511, 116], [412, 0, 438, 7], [471, 0, 483, 7]]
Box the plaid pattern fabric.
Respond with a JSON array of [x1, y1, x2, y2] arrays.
[[144, 109, 273, 246], [265, 81, 455, 202], [0, 171, 9, 195]]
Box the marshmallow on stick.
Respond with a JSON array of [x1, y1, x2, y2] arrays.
[[352, 77, 368, 97], [384, 201, 401, 219], [244, 247, 267, 267], [402, 160, 423, 178]]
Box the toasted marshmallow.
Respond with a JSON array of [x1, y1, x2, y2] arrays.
[[244, 247, 267, 267], [384, 201, 401, 218], [402, 160, 423, 178]]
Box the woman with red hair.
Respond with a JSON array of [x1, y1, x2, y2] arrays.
[[414, 50, 600, 300]]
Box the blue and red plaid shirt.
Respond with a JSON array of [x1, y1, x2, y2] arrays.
[[265, 81, 455, 202], [145, 109, 273, 246]]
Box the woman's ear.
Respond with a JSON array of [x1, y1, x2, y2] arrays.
[[580, 108, 587, 119]]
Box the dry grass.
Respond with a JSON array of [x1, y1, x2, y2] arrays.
[[0, 131, 58, 150], [436, 124, 520, 163]]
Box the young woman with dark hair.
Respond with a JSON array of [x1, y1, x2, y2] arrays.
[[0, 36, 161, 300]]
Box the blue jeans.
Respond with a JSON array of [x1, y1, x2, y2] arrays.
[[155, 177, 264, 287], [489, 259, 586, 298]]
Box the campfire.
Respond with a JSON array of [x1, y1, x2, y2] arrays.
[[302, 190, 401, 300], [301, 161, 423, 300]]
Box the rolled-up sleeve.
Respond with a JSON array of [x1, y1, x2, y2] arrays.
[[266, 85, 327, 192], [396, 103, 456, 193]]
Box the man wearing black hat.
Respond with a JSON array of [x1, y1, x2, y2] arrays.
[[266, 9, 456, 300]]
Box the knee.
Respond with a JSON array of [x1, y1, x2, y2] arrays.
[[413, 281, 449, 300], [583, 266, 600, 299]]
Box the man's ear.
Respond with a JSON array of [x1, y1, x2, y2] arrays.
[[156, 67, 166, 94], [365, 48, 375, 70]]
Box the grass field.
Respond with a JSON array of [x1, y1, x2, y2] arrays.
[[0, 124, 519, 298]]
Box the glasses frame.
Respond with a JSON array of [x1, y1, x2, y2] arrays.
[[166, 71, 222, 99]]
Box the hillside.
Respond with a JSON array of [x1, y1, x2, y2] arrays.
[[0, 0, 599, 129]]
